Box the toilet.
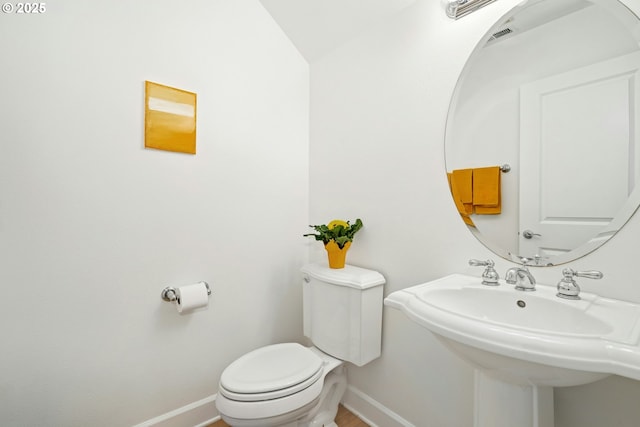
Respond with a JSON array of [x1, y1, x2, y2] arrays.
[[216, 263, 385, 427]]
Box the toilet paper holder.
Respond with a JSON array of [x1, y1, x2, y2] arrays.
[[161, 282, 211, 302]]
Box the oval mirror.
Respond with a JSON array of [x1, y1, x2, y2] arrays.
[[445, 0, 640, 266]]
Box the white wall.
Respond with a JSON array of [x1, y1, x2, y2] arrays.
[[309, 0, 640, 425], [5, 0, 640, 425], [0, 1, 308, 426]]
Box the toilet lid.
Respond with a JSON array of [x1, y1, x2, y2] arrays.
[[219, 343, 323, 401]]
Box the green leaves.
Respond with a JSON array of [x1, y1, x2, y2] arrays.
[[303, 218, 363, 249]]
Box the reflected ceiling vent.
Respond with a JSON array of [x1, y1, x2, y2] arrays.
[[491, 28, 514, 39], [486, 26, 517, 45]]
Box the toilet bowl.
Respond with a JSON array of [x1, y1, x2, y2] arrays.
[[216, 263, 385, 427], [216, 343, 346, 427]]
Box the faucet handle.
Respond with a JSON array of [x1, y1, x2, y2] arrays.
[[469, 259, 500, 286], [572, 270, 604, 280], [469, 259, 494, 267], [557, 268, 603, 300]]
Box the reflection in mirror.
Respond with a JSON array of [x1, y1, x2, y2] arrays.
[[445, 0, 640, 266]]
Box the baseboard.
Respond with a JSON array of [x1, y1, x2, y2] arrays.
[[342, 385, 415, 427], [133, 386, 411, 427], [132, 394, 220, 427]]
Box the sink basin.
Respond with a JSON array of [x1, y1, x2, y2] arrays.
[[385, 274, 640, 386], [423, 286, 612, 336]]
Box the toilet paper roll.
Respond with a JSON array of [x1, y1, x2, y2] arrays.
[[175, 282, 209, 313]]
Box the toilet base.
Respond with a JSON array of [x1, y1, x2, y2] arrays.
[[300, 364, 347, 427]]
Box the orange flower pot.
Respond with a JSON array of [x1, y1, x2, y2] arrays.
[[324, 241, 351, 269]]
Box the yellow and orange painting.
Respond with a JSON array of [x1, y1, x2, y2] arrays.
[[144, 81, 197, 154]]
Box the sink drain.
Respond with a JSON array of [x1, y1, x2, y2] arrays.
[[516, 300, 526, 308]]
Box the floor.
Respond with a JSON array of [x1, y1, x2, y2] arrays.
[[208, 404, 370, 427]]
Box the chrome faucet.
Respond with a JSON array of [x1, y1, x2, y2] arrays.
[[505, 258, 536, 291]]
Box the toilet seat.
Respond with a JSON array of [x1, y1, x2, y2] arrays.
[[219, 343, 324, 402]]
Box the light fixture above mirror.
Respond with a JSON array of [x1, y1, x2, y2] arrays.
[[445, 0, 498, 19]]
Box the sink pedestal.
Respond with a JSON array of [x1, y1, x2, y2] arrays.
[[475, 370, 554, 427]]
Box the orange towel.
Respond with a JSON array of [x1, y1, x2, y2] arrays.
[[450, 169, 473, 215], [473, 166, 501, 214], [448, 172, 475, 227]]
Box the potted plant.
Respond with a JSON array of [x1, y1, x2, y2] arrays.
[[304, 218, 363, 269]]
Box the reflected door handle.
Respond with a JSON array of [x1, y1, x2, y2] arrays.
[[522, 230, 541, 239]]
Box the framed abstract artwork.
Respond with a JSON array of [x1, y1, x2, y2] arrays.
[[144, 81, 197, 154]]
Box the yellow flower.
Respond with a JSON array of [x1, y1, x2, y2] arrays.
[[328, 219, 349, 229]]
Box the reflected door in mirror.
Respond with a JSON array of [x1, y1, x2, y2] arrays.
[[519, 51, 640, 259]]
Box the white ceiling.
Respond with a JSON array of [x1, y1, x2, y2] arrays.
[[259, 0, 417, 62]]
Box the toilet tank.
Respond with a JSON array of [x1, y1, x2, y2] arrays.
[[301, 263, 385, 367]]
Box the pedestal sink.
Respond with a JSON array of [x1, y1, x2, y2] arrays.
[[384, 274, 640, 427]]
